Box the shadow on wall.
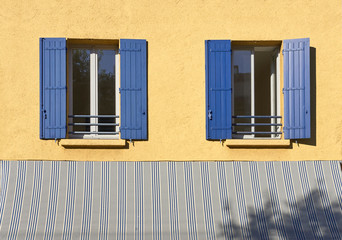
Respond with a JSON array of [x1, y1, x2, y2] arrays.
[[298, 47, 316, 146], [218, 187, 342, 239]]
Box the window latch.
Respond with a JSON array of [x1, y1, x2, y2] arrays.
[[208, 110, 212, 120]]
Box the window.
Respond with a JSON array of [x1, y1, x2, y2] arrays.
[[68, 45, 120, 139], [40, 38, 147, 140], [232, 46, 281, 139], [205, 39, 310, 140]]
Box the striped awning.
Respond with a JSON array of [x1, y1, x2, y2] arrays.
[[0, 161, 341, 239]]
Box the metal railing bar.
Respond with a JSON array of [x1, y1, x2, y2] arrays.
[[68, 123, 119, 126], [233, 115, 282, 118], [69, 131, 119, 135], [68, 115, 119, 118], [233, 123, 282, 126], [233, 131, 282, 134]]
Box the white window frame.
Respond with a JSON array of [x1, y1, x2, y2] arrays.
[[232, 46, 281, 139], [68, 44, 120, 139]]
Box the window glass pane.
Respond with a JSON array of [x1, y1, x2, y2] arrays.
[[255, 50, 273, 136], [233, 50, 251, 134], [72, 49, 90, 132], [98, 49, 116, 132]]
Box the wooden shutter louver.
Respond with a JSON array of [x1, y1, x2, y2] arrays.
[[205, 40, 232, 140], [120, 39, 148, 140], [283, 38, 310, 139], [40, 38, 67, 139]]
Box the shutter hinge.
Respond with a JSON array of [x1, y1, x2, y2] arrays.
[[282, 88, 284, 94], [119, 88, 121, 93], [282, 49, 284, 55], [208, 110, 212, 120]]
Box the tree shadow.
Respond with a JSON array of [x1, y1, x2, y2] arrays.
[[219, 188, 342, 239]]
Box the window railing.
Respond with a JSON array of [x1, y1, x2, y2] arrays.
[[232, 115, 282, 136], [68, 115, 119, 135]]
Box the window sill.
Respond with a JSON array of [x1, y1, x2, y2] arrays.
[[226, 139, 290, 148], [59, 139, 126, 148]]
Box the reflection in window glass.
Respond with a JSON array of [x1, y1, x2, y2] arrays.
[[98, 49, 116, 132], [232, 50, 251, 134], [72, 49, 90, 132]]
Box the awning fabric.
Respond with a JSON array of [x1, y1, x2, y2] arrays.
[[0, 161, 341, 239]]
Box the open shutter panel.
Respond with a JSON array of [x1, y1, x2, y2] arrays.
[[40, 38, 67, 139], [205, 40, 232, 140], [283, 38, 310, 139], [120, 39, 147, 140]]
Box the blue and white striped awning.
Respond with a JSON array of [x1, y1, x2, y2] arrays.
[[0, 161, 341, 239]]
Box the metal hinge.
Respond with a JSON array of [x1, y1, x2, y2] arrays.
[[208, 110, 212, 120]]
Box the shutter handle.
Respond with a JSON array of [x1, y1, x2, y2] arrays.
[[44, 110, 47, 119], [142, 111, 146, 115], [208, 110, 212, 120]]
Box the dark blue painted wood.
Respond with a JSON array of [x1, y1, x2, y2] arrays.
[[283, 38, 310, 139], [205, 40, 232, 140], [120, 39, 147, 140], [40, 38, 67, 139]]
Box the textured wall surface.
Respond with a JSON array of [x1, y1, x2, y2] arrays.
[[0, 0, 342, 161]]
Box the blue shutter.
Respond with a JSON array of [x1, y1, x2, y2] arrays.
[[40, 38, 67, 139], [205, 40, 232, 140], [120, 39, 147, 140], [283, 38, 310, 139]]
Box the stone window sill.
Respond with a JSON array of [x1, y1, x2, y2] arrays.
[[59, 139, 126, 148], [226, 139, 290, 148]]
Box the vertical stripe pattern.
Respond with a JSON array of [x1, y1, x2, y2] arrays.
[[135, 162, 143, 240], [282, 162, 305, 239], [200, 162, 215, 239], [168, 162, 179, 240], [216, 162, 233, 239], [233, 161, 251, 240], [314, 161, 341, 239], [0, 161, 10, 225], [183, 162, 198, 240], [330, 161, 342, 211], [151, 162, 161, 240], [8, 161, 26, 240], [249, 162, 268, 239], [80, 162, 93, 240], [44, 161, 60, 240], [99, 162, 109, 240], [297, 161, 323, 239], [62, 161, 76, 240], [26, 161, 43, 240], [265, 161, 287, 239], [117, 162, 126, 240], [0, 160, 341, 239]]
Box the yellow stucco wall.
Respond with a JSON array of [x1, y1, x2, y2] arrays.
[[0, 0, 342, 161]]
